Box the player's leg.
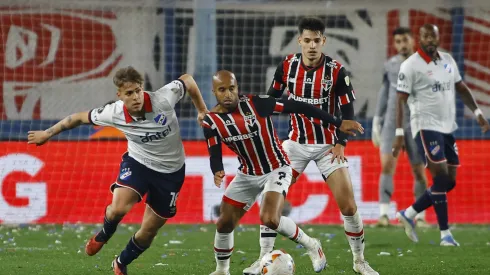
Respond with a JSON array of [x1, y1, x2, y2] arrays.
[[398, 130, 459, 246], [259, 166, 326, 273], [86, 153, 145, 256], [112, 205, 167, 275], [377, 126, 398, 226], [213, 173, 257, 275], [113, 164, 185, 273], [405, 133, 429, 226], [244, 140, 310, 275], [378, 153, 397, 226], [315, 150, 378, 275]]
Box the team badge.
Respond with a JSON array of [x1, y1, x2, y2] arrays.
[[244, 112, 256, 126], [119, 168, 132, 180], [443, 63, 452, 73], [321, 78, 333, 91], [154, 113, 167, 125]]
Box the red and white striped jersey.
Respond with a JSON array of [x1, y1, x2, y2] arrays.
[[269, 53, 356, 145], [202, 95, 290, 176]]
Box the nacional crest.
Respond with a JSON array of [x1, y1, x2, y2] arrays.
[[154, 113, 167, 125]]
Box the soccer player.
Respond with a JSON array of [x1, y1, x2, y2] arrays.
[[204, 70, 364, 275], [393, 24, 490, 246], [27, 66, 208, 275], [372, 27, 429, 227], [243, 17, 378, 275]]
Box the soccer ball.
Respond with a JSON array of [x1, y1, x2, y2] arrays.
[[260, 250, 295, 275]]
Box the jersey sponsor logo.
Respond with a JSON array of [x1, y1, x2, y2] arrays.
[[119, 168, 132, 180], [140, 126, 172, 143], [224, 120, 235, 126], [398, 73, 405, 80], [344, 75, 350, 86], [432, 81, 451, 92], [154, 113, 167, 125], [223, 131, 258, 142], [289, 94, 329, 105]]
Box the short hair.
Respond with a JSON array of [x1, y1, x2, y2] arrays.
[[113, 66, 144, 88], [298, 17, 325, 35], [392, 27, 412, 37]]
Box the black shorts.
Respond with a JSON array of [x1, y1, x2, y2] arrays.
[[414, 130, 460, 167], [111, 152, 185, 218]]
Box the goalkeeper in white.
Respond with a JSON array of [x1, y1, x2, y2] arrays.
[[27, 66, 208, 275]]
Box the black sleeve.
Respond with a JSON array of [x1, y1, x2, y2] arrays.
[[202, 118, 224, 174], [267, 60, 287, 98], [335, 102, 355, 146], [336, 67, 356, 106], [279, 99, 343, 128], [251, 95, 278, 117]]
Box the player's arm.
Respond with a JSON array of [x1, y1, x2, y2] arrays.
[[27, 111, 90, 146], [202, 117, 225, 187], [392, 62, 412, 157], [252, 95, 363, 136], [451, 58, 490, 132], [267, 60, 287, 98], [335, 67, 357, 146], [178, 74, 209, 123], [372, 68, 389, 146]]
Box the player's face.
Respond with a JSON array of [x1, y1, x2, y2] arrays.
[[213, 78, 239, 110], [419, 27, 440, 56], [393, 34, 414, 57], [117, 82, 144, 114], [298, 30, 326, 61]]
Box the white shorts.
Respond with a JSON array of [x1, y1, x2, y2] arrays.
[[282, 139, 348, 180], [223, 166, 292, 211]]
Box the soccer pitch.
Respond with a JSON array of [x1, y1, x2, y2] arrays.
[[1, 224, 489, 275]]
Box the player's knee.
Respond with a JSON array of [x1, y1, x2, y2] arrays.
[[430, 173, 451, 193], [339, 201, 357, 216], [136, 228, 158, 244], [108, 203, 132, 220], [259, 212, 280, 230]]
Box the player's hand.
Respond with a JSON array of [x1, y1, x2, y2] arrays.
[[27, 130, 51, 146], [392, 136, 405, 158], [339, 120, 364, 136], [214, 170, 225, 187], [371, 117, 381, 147], [197, 109, 210, 126], [476, 114, 490, 133], [326, 144, 347, 164]]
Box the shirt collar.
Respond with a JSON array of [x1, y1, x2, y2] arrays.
[[417, 48, 440, 64]]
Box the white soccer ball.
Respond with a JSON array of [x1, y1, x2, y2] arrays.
[[260, 249, 295, 275]]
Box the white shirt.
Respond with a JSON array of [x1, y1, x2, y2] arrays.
[[89, 80, 186, 173], [397, 49, 462, 137]]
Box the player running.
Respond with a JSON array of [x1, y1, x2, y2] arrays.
[[372, 27, 429, 227], [203, 70, 363, 275], [243, 17, 379, 275], [27, 66, 208, 275], [393, 24, 490, 246]]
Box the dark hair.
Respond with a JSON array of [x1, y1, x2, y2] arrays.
[[392, 27, 412, 36], [298, 17, 325, 35], [113, 66, 144, 88]]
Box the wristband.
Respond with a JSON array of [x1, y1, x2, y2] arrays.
[[474, 108, 483, 117], [395, 128, 404, 136]]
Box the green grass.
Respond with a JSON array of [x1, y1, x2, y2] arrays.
[[0, 223, 489, 274]]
